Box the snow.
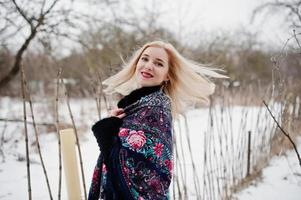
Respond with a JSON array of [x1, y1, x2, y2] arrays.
[[0, 96, 300, 199], [234, 139, 301, 200]]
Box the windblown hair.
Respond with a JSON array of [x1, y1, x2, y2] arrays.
[[103, 40, 228, 118]]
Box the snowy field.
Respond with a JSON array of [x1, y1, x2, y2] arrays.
[[234, 138, 301, 200], [0, 96, 300, 199]]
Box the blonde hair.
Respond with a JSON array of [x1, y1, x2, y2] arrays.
[[103, 40, 228, 118]]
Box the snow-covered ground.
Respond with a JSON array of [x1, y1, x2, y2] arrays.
[[234, 139, 301, 200], [0, 96, 300, 199]]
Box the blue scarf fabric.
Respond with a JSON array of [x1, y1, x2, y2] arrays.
[[89, 86, 173, 200]]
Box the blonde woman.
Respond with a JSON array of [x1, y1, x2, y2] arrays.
[[88, 41, 227, 200]]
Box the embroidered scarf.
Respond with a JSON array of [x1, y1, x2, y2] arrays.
[[89, 86, 173, 200]]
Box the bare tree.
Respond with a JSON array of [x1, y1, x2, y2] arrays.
[[251, 0, 301, 28], [251, 0, 301, 169], [0, 0, 97, 89], [251, 0, 301, 75], [76, 0, 179, 81]]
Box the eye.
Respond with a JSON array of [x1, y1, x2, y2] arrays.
[[155, 62, 164, 67], [141, 57, 148, 62]]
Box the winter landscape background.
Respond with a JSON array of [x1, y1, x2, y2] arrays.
[[0, 0, 301, 199]]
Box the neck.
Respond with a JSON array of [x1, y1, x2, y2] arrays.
[[117, 85, 161, 108]]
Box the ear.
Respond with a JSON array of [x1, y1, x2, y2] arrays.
[[164, 75, 170, 82]]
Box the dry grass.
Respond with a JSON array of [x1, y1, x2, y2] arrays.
[[3, 76, 299, 199], [270, 119, 301, 156]]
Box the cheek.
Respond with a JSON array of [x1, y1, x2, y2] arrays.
[[154, 69, 167, 81], [160, 68, 169, 79], [135, 64, 142, 73], [136, 61, 145, 70]]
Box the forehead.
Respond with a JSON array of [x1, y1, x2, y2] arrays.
[[142, 46, 169, 62]]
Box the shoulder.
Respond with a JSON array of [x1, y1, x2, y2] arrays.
[[142, 90, 171, 110], [142, 91, 172, 125], [123, 89, 172, 122]]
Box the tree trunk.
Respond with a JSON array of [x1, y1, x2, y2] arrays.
[[0, 28, 37, 89]]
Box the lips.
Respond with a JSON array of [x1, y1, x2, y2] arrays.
[[141, 71, 153, 78]]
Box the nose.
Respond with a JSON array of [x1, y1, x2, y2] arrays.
[[144, 61, 153, 71]]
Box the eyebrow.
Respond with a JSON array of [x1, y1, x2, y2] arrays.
[[142, 54, 166, 64]]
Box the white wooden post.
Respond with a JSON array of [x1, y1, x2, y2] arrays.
[[60, 128, 82, 200]]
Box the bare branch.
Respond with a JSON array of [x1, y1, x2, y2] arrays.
[[43, 0, 60, 17], [20, 63, 32, 200], [40, 0, 47, 16], [0, 19, 26, 40], [0, 118, 57, 127], [55, 68, 62, 200], [0, 0, 66, 89], [251, 0, 301, 26], [61, 78, 87, 199], [11, 0, 33, 28], [24, 68, 54, 200], [293, 29, 301, 51], [263, 100, 301, 167]]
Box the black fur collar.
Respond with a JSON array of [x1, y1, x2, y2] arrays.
[[117, 85, 161, 108]]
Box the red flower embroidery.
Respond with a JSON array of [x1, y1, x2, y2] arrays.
[[102, 164, 107, 173], [149, 178, 161, 192], [118, 128, 129, 137], [92, 168, 99, 182], [153, 143, 164, 157], [164, 159, 172, 172], [127, 130, 146, 150], [138, 196, 144, 200]]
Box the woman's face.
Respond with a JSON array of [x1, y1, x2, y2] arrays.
[[135, 46, 169, 87]]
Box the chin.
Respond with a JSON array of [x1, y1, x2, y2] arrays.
[[139, 82, 157, 87]]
